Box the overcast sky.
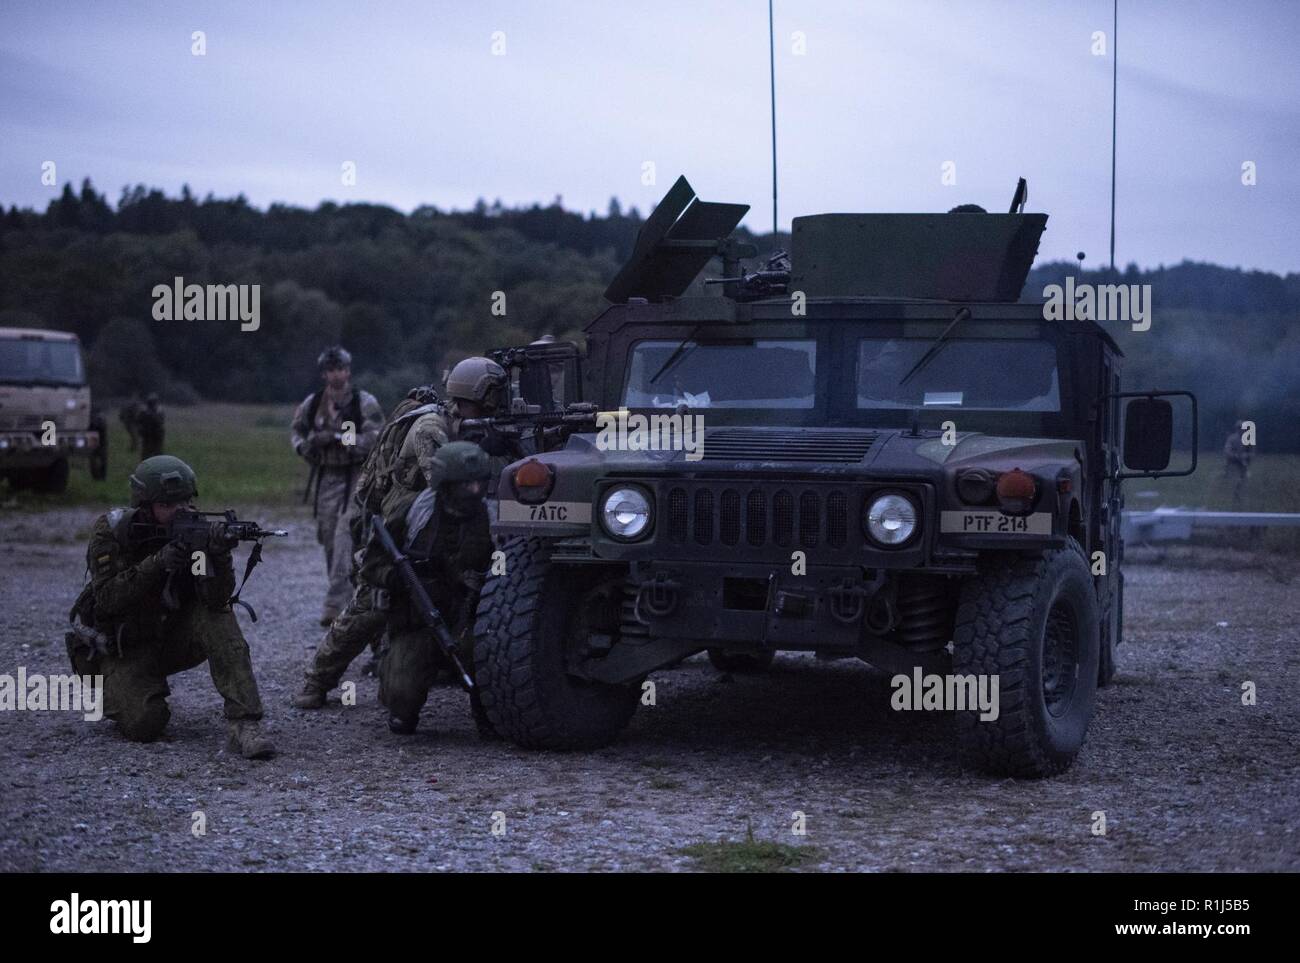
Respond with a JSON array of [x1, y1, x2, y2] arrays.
[[3, 0, 1296, 272]]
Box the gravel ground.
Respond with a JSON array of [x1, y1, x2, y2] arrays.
[[1, 505, 1297, 872]]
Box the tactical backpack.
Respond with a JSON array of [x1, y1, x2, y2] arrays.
[[349, 386, 443, 542], [65, 508, 131, 673]]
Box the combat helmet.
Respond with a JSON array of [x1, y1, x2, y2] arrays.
[[445, 357, 506, 411], [129, 455, 198, 507], [318, 345, 353, 370], [427, 441, 493, 488]]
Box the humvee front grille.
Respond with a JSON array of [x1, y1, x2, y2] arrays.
[[665, 484, 851, 550], [700, 428, 877, 464]]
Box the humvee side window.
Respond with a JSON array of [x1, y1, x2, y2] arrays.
[[0, 338, 85, 386], [623, 339, 816, 409], [856, 337, 1060, 412]]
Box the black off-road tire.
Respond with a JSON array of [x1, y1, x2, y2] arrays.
[[707, 648, 776, 673], [952, 538, 1100, 778], [36, 457, 70, 493], [474, 536, 639, 749]]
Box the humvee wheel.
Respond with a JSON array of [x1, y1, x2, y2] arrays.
[[707, 648, 775, 673], [952, 538, 1099, 778], [474, 536, 639, 749]]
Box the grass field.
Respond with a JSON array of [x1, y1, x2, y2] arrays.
[[3, 403, 305, 510], [4, 407, 1297, 541]]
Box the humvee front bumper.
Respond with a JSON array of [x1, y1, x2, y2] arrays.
[[627, 558, 880, 652]]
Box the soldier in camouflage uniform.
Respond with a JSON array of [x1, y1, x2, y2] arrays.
[[70, 456, 275, 758], [359, 442, 494, 734], [291, 357, 512, 710], [291, 346, 384, 625]]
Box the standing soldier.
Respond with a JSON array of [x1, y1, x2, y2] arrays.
[[66, 456, 275, 758], [359, 441, 494, 734], [291, 346, 384, 626], [291, 357, 512, 710], [136, 393, 166, 459], [1223, 420, 1253, 508]]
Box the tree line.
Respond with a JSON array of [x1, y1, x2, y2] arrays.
[[1, 180, 1296, 450]]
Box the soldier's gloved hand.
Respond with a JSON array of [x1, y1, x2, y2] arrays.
[[208, 522, 239, 553], [158, 539, 188, 572], [478, 427, 513, 457], [309, 429, 336, 449]]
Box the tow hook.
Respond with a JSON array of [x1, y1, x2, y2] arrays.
[[828, 579, 869, 625], [636, 573, 680, 620]]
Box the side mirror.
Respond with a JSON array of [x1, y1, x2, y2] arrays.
[[1123, 398, 1173, 472]]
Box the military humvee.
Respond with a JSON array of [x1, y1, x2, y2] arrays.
[[474, 177, 1196, 777], [0, 327, 106, 492]]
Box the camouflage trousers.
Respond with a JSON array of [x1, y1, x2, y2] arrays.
[[100, 604, 264, 742], [378, 612, 489, 733], [302, 581, 386, 692], [315, 468, 358, 616]]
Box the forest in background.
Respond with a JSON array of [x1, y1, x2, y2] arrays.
[[1, 180, 1296, 449]]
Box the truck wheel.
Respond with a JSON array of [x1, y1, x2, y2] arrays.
[[474, 536, 639, 749], [707, 648, 775, 673], [36, 458, 70, 494], [952, 538, 1099, 778]]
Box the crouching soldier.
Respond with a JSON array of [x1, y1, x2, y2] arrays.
[[71, 456, 275, 758], [360, 442, 493, 735]]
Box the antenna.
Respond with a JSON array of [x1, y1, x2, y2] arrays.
[[1109, 0, 1118, 271], [769, 0, 778, 237]]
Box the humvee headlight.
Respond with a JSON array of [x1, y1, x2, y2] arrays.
[[600, 486, 652, 541], [866, 493, 918, 547]]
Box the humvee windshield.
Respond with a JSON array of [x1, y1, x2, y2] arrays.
[[0, 337, 85, 387], [857, 337, 1060, 412], [623, 338, 816, 409]]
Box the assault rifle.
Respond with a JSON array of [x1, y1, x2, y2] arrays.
[[460, 401, 600, 453], [369, 514, 476, 691], [166, 509, 288, 620]]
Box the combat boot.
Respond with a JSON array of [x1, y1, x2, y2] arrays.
[[227, 720, 276, 759], [292, 681, 327, 709], [387, 713, 417, 735]]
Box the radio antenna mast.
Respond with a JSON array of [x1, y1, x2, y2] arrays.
[[1109, 0, 1118, 271], [769, 0, 778, 237]]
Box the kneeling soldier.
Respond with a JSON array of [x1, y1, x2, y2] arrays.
[[73, 456, 275, 758], [360, 442, 493, 734]]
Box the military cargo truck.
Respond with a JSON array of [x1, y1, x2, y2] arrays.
[[474, 177, 1196, 777], [0, 327, 105, 492]]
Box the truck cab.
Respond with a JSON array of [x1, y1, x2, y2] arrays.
[[0, 327, 105, 492]]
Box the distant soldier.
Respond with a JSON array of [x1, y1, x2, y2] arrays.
[[1223, 421, 1253, 507], [358, 442, 493, 734], [65, 456, 275, 758], [119, 395, 141, 452], [291, 346, 384, 625], [291, 357, 512, 711], [135, 393, 165, 460]]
